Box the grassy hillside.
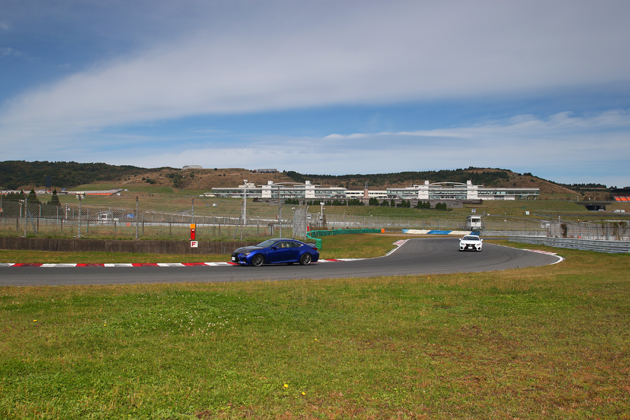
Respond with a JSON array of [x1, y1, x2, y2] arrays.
[[288, 168, 579, 195], [0, 161, 166, 191], [1, 161, 585, 198], [288, 167, 513, 188]]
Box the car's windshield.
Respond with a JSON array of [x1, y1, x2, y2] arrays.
[[256, 239, 279, 248], [463, 236, 479, 241]]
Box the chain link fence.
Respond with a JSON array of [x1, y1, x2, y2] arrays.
[[0, 198, 275, 240], [321, 213, 548, 233], [543, 220, 630, 241], [1, 196, 628, 241]]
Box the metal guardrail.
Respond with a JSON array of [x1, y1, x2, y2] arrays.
[[481, 230, 547, 237], [508, 236, 630, 254]]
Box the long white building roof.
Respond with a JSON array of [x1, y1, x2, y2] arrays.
[[210, 180, 539, 200]]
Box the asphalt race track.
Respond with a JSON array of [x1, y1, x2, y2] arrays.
[[0, 238, 562, 287]]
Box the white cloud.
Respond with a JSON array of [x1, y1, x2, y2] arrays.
[[316, 110, 630, 160], [2, 0, 630, 143]]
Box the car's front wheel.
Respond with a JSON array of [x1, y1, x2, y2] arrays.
[[299, 253, 312, 265], [251, 254, 264, 267]]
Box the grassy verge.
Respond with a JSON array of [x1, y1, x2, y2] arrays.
[[1, 240, 629, 418]]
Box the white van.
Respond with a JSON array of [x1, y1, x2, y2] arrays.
[[466, 215, 483, 230], [95, 211, 119, 223]]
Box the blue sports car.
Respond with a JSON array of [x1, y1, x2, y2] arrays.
[[231, 238, 320, 266]]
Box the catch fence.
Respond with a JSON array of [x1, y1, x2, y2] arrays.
[[543, 220, 630, 241], [0, 199, 280, 240], [1, 197, 627, 241], [319, 213, 547, 234]]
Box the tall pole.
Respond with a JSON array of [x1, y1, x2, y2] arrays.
[[304, 205, 309, 239], [320, 202, 325, 229], [19, 201, 23, 232], [243, 180, 247, 226], [24, 195, 28, 236], [135, 196, 139, 240], [278, 185, 282, 238], [276, 185, 283, 238], [77, 194, 82, 238]]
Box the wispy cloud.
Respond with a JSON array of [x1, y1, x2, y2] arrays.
[[0, 47, 25, 58], [88, 110, 628, 185], [2, 108, 626, 185]]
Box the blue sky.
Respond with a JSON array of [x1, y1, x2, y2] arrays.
[[1, 0, 630, 187]]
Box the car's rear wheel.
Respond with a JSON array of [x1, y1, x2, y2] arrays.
[[299, 253, 312, 265], [252, 254, 264, 267]]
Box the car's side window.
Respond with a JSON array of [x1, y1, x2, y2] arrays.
[[273, 241, 304, 249]]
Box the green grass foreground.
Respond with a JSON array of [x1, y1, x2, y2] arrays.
[[1, 240, 629, 418]]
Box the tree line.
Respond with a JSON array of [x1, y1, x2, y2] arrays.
[[286, 167, 511, 188], [1, 189, 61, 217], [3, 189, 60, 205], [0, 160, 166, 190]]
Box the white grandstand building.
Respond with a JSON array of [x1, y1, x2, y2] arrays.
[[209, 180, 346, 200], [209, 180, 539, 201], [388, 180, 538, 200]]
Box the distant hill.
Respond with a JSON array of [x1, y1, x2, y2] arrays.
[[0, 161, 166, 190], [0, 161, 581, 196], [287, 168, 579, 195], [287, 168, 510, 188]]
